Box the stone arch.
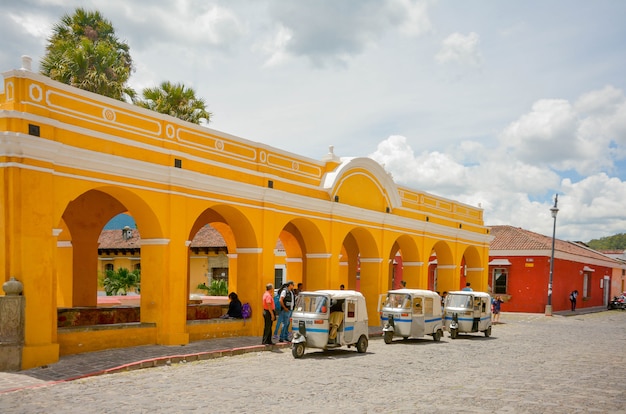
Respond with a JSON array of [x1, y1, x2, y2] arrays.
[[428, 240, 455, 293], [338, 226, 380, 319], [460, 245, 485, 291], [278, 218, 328, 289], [387, 234, 421, 290], [189, 205, 259, 299], [58, 187, 161, 307]]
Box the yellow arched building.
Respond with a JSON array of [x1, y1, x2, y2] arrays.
[[1, 62, 491, 369]]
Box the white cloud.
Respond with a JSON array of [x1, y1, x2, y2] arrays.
[[2, 1, 626, 242], [258, 24, 293, 67], [435, 32, 482, 67], [501, 86, 626, 176], [8, 13, 52, 39]]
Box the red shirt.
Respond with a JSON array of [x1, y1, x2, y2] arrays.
[[263, 290, 274, 311]]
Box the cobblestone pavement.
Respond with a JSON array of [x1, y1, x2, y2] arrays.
[[1, 310, 625, 413]]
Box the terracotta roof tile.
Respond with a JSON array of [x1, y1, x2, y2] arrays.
[[488, 225, 619, 263]]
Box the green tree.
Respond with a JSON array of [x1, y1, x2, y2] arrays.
[[103, 268, 141, 296], [587, 233, 626, 250], [138, 81, 212, 124], [40, 8, 135, 101], [197, 280, 228, 296]]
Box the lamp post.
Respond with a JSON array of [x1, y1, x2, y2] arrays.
[[545, 194, 559, 316]]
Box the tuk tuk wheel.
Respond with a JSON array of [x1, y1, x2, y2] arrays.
[[292, 343, 305, 358], [450, 328, 458, 339], [484, 326, 492, 337], [356, 335, 368, 353], [433, 329, 443, 342], [383, 331, 393, 344]]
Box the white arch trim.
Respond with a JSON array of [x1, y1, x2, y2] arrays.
[[321, 157, 402, 209]]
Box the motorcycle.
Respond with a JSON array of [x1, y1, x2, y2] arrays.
[[607, 295, 626, 310]]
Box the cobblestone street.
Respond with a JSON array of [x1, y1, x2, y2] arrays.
[[1, 311, 625, 413]]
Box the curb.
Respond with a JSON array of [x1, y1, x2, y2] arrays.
[[0, 342, 291, 395]]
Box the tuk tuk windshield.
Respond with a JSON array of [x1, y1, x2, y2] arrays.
[[445, 294, 473, 309], [383, 293, 411, 309], [294, 294, 328, 314]]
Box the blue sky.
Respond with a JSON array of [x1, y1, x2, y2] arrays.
[[2, 0, 625, 242]]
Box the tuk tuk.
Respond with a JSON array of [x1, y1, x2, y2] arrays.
[[290, 290, 369, 358], [378, 289, 444, 343], [443, 291, 492, 338]]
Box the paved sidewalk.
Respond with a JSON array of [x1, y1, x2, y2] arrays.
[[0, 306, 607, 395]]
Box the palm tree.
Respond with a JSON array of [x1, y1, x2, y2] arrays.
[[40, 8, 135, 101], [103, 268, 140, 296], [138, 81, 212, 124]]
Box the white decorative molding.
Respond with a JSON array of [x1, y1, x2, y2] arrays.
[[236, 248, 262, 254], [57, 241, 72, 248], [29, 83, 42, 102], [305, 253, 332, 259], [165, 124, 175, 138], [102, 108, 116, 122], [140, 238, 170, 245], [360, 257, 383, 263], [52, 228, 63, 237], [401, 261, 423, 267]]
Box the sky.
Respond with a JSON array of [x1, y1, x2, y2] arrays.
[[2, 0, 626, 243]]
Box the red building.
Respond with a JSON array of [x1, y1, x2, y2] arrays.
[[488, 225, 621, 313]]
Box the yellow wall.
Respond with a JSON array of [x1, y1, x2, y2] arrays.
[[1, 68, 492, 369]]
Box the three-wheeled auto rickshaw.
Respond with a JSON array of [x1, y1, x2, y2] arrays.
[[378, 289, 444, 343], [443, 291, 492, 338], [290, 290, 369, 358]]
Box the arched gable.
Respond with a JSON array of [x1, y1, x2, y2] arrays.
[[322, 157, 401, 212]]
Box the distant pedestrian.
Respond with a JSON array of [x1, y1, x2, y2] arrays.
[[441, 291, 448, 308], [400, 280, 407, 288], [492, 296, 504, 323], [295, 282, 303, 297], [277, 281, 295, 342], [462, 282, 473, 291], [569, 290, 579, 311], [262, 283, 276, 345], [340, 284, 345, 290]]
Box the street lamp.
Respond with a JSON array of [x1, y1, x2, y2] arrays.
[[545, 194, 559, 316]]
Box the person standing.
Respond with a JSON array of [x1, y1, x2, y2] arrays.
[[462, 282, 473, 291], [492, 296, 504, 323], [569, 290, 579, 311], [278, 281, 295, 342], [262, 283, 276, 345], [272, 283, 286, 341]]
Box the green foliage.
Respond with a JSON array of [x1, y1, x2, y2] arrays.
[[137, 81, 212, 124], [103, 268, 141, 296], [587, 233, 626, 250], [197, 280, 228, 296], [40, 8, 135, 101]]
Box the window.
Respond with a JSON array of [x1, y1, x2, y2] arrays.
[[493, 268, 508, 294], [423, 298, 433, 315], [105, 263, 114, 271], [583, 273, 592, 298]]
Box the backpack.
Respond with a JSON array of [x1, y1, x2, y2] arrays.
[[242, 303, 252, 322], [274, 285, 285, 310], [274, 291, 281, 310]]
